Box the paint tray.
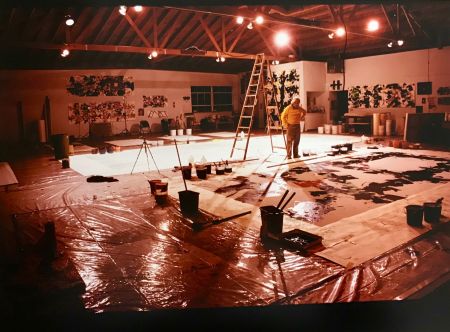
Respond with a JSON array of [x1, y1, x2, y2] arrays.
[[279, 229, 322, 250]]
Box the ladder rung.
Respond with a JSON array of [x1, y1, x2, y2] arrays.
[[243, 105, 254, 107], [233, 147, 246, 150], [247, 94, 256, 97], [273, 146, 287, 149], [238, 126, 251, 130], [240, 116, 253, 118]]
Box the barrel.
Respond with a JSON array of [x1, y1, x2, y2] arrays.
[[52, 134, 69, 160]]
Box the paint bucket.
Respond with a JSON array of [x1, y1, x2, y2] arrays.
[[196, 166, 207, 179], [52, 134, 69, 160], [318, 126, 324, 134], [337, 124, 343, 134], [260, 205, 284, 239], [107, 145, 114, 153], [154, 182, 168, 205], [148, 179, 162, 195], [373, 113, 380, 136], [99, 146, 107, 154], [388, 140, 393, 147], [401, 141, 409, 149], [178, 190, 200, 215], [170, 129, 176, 136], [385, 119, 392, 136], [345, 143, 353, 151], [331, 125, 338, 135], [378, 125, 385, 136], [224, 165, 232, 173], [186, 128, 192, 135], [62, 158, 70, 169], [182, 166, 192, 180], [324, 124, 331, 134], [406, 205, 423, 227], [177, 129, 184, 136], [392, 140, 401, 148], [68, 144, 75, 155], [216, 165, 225, 175], [205, 163, 212, 174], [423, 202, 442, 223], [157, 140, 164, 146]]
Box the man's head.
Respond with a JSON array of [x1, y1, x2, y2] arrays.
[[291, 97, 301, 109]]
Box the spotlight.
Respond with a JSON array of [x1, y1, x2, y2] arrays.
[[236, 16, 244, 24], [216, 57, 220, 62], [151, 50, 158, 57], [60, 48, 70, 57], [134, 6, 143, 12], [147, 54, 152, 60], [272, 60, 280, 65], [119, 5, 127, 16], [65, 15, 74, 26], [274, 31, 290, 47], [387, 41, 393, 48], [328, 33, 334, 39], [397, 39, 404, 46], [255, 15, 264, 24], [220, 56, 225, 62], [247, 22, 253, 30], [335, 27, 345, 37], [367, 19, 379, 32]]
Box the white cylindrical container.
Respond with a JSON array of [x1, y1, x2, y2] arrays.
[[385, 119, 392, 136], [170, 129, 176, 136], [177, 129, 184, 136], [38, 119, 46, 142], [331, 125, 338, 135], [337, 124, 343, 134], [324, 124, 331, 134], [373, 113, 380, 136], [186, 128, 192, 135], [378, 125, 385, 136], [318, 126, 324, 134], [158, 140, 164, 145]]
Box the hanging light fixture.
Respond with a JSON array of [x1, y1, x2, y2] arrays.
[[134, 6, 143, 12], [367, 19, 380, 32], [328, 32, 334, 39], [247, 22, 253, 30], [274, 31, 290, 47], [147, 54, 153, 60], [151, 50, 158, 57], [335, 27, 346, 37], [236, 16, 244, 24], [220, 56, 226, 62], [216, 57, 220, 62], [60, 48, 70, 57], [271, 60, 280, 65], [397, 39, 404, 46], [65, 15, 74, 26], [255, 15, 264, 24], [387, 41, 393, 48], [119, 6, 127, 16]]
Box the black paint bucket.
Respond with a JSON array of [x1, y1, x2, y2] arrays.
[[52, 134, 69, 160], [178, 190, 199, 215], [260, 205, 283, 239], [196, 167, 207, 179], [154, 182, 168, 205], [406, 205, 423, 227], [205, 164, 212, 174], [182, 166, 192, 180], [225, 166, 232, 173], [62, 159, 70, 169], [423, 203, 441, 223], [148, 179, 162, 195], [216, 166, 225, 175]]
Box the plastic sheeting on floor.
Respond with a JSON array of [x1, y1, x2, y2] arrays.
[[1, 140, 449, 313]]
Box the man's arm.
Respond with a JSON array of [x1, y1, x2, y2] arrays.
[[281, 106, 288, 126]]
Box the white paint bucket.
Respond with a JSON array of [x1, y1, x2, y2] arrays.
[[385, 119, 392, 136], [318, 126, 324, 134], [331, 125, 338, 135], [177, 129, 184, 136], [378, 125, 385, 136], [373, 113, 380, 136], [157, 140, 164, 145], [186, 128, 192, 135], [337, 124, 343, 134], [170, 129, 176, 136], [324, 124, 331, 134]]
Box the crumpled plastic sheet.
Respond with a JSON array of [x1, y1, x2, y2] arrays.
[[3, 156, 450, 312]]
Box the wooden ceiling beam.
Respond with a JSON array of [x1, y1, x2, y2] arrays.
[[160, 10, 182, 48], [4, 41, 286, 61], [124, 11, 152, 48], [221, 17, 226, 52], [228, 24, 247, 53], [401, 5, 416, 36], [153, 7, 158, 48], [380, 5, 394, 34], [199, 17, 222, 52], [75, 8, 113, 44]]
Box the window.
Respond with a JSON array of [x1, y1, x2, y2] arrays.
[[191, 86, 232, 112]]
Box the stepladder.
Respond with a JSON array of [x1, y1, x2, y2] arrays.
[[230, 53, 265, 160]]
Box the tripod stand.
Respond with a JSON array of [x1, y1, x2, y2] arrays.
[[130, 138, 160, 175]]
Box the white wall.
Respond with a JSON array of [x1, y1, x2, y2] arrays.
[[344, 47, 450, 113], [0, 68, 240, 143]]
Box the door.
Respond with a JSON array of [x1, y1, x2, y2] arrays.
[[329, 90, 348, 124]]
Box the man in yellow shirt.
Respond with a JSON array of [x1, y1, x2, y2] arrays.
[[281, 97, 306, 159]]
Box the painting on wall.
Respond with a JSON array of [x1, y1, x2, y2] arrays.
[[143, 95, 168, 108], [437, 86, 450, 105], [348, 83, 415, 108], [68, 101, 136, 124], [67, 75, 134, 96], [265, 69, 300, 111]]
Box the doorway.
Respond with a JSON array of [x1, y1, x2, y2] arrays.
[[329, 90, 348, 124]]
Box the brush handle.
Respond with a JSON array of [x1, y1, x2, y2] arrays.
[[174, 139, 188, 191], [276, 190, 289, 209], [280, 192, 296, 210], [212, 211, 251, 224]]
